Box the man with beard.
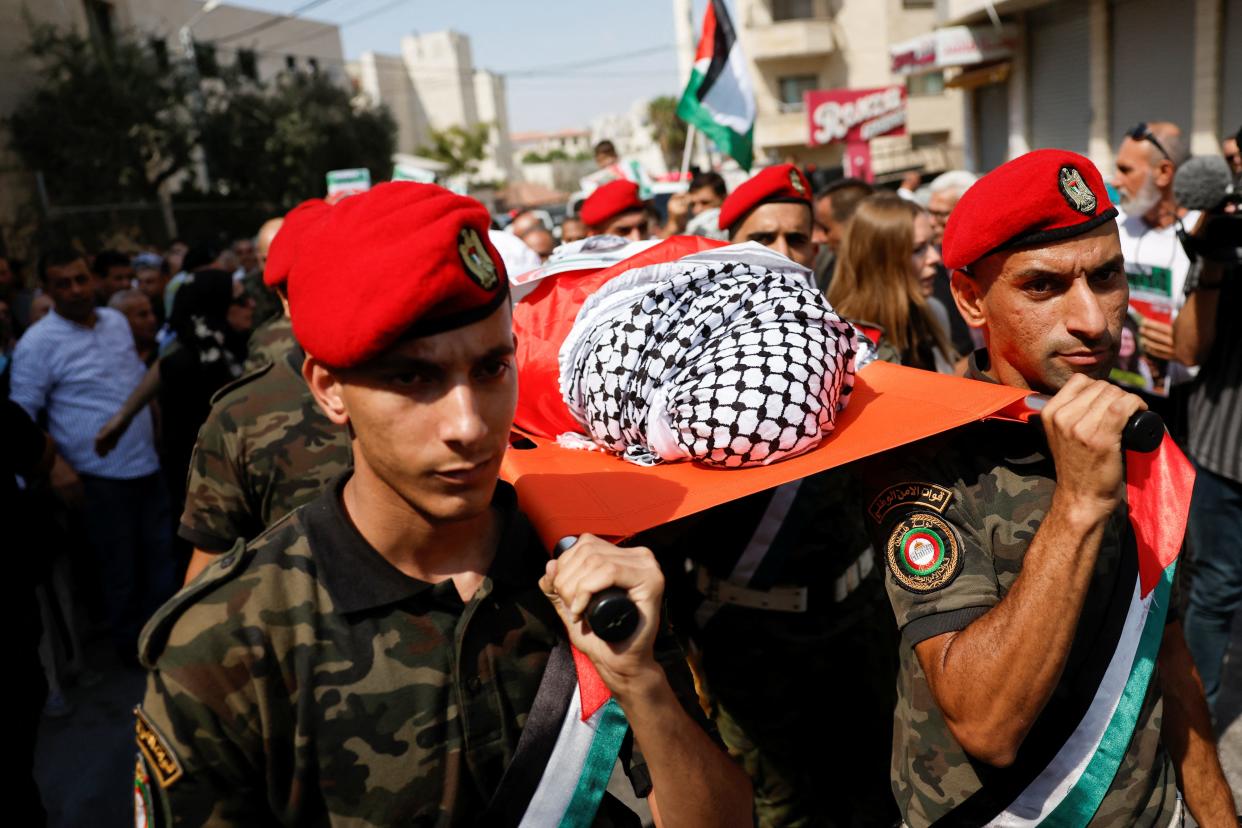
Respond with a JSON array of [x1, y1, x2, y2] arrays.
[[866, 148, 1233, 827], [1111, 121, 1198, 403]]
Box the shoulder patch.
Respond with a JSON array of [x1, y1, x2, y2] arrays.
[[134, 707, 183, 788], [885, 512, 963, 594], [868, 481, 954, 525], [209, 360, 274, 406], [138, 539, 250, 667]]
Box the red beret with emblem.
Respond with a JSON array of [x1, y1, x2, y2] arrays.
[[718, 163, 812, 232], [287, 182, 508, 368], [941, 149, 1118, 271], [580, 179, 645, 228], [263, 198, 329, 287]]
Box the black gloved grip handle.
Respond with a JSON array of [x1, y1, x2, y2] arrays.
[[1026, 396, 1165, 453], [554, 536, 641, 643]]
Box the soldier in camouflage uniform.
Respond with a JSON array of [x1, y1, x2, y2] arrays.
[[635, 163, 898, 828], [136, 183, 751, 827], [861, 150, 1233, 826], [177, 341, 351, 552], [644, 466, 899, 828], [179, 199, 347, 584]]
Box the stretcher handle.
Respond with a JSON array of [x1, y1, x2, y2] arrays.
[[1024, 395, 1165, 453], [554, 536, 641, 643]]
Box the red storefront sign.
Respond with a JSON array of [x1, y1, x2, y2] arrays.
[[805, 85, 907, 147]]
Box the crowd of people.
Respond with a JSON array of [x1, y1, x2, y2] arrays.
[[6, 120, 1241, 827]]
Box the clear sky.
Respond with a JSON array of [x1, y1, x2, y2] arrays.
[[223, 0, 698, 133]]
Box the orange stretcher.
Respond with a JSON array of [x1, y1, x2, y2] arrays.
[[502, 361, 1032, 547]]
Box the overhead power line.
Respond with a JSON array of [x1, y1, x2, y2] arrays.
[[211, 0, 339, 44], [265, 0, 413, 50]]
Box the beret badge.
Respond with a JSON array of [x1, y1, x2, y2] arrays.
[[789, 169, 806, 196], [458, 227, 499, 291], [1058, 166, 1098, 215]]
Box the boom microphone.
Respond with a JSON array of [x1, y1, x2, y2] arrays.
[[1173, 155, 1234, 211]]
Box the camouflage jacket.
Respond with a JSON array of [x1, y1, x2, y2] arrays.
[[140, 478, 702, 827], [177, 343, 351, 552], [861, 410, 1177, 827], [243, 313, 295, 374]]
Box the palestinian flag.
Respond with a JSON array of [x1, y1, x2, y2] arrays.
[[677, 0, 756, 170], [970, 436, 1193, 826], [481, 641, 629, 827]]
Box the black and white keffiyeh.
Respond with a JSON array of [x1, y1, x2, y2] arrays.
[[559, 244, 868, 468]]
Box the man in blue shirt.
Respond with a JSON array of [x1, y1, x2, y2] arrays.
[[10, 248, 175, 662]]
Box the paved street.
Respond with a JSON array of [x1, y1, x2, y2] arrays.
[[35, 614, 1242, 826]]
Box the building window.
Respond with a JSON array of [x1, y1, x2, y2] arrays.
[[906, 71, 945, 97], [772, 0, 814, 21], [308, 57, 320, 76], [237, 49, 258, 80], [84, 0, 116, 51], [195, 42, 218, 77], [778, 74, 818, 110], [911, 130, 950, 149], [149, 37, 169, 71]]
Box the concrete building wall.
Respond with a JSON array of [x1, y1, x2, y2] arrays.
[[473, 69, 514, 182], [401, 30, 478, 132], [0, 0, 345, 253], [730, 0, 964, 176], [352, 51, 427, 158], [932, 0, 1236, 174]]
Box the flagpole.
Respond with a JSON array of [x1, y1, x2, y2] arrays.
[[679, 123, 698, 181]]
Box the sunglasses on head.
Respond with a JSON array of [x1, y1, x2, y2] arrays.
[[1126, 123, 1171, 162]]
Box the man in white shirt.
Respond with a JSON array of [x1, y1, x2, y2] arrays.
[[1111, 121, 1198, 400], [10, 248, 174, 662]]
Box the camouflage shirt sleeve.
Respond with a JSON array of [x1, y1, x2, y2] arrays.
[[862, 438, 1001, 647], [178, 395, 256, 552], [134, 548, 272, 825]]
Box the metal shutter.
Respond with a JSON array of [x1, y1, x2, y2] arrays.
[[1223, 0, 1242, 134], [1028, 2, 1091, 153], [975, 81, 1010, 171], [1109, 0, 1195, 141]]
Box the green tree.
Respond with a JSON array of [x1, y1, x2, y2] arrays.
[[417, 124, 491, 179], [7, 21, 196, 206], [648, 95, 688, 172], [199, 70, 396, 210]]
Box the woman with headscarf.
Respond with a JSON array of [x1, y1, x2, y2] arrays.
[[827, 192, 957, 373], [159, 269, 254, 517]]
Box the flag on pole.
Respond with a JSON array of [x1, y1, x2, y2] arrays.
[[677, 0, 756, 170]]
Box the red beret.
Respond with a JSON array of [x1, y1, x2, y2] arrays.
[[580, 179, 645, 228], [263, 198, 329, 287], [719, 163, 811, 231], [288, 182, 508, 368], [941, 149, 1118, 271]]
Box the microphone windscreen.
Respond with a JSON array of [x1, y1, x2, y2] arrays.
[[1173, 155, 1233, 211]]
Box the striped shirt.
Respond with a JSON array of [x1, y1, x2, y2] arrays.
[[1186, 268, 1242, 483], [10, 307, 159, 479]]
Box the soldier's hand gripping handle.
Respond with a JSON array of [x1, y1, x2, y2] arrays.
[[554, 536, 640, 643], [1026, 394, 1164, 453]]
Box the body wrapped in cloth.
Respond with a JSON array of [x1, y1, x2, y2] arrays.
[[557, 244, 866, 468]]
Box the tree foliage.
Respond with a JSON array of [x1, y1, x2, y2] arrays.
[[199, 70, 396, 210], [6, 21, 196, 206], [417, 124, 491, 179], [648, 95, 689, 173]]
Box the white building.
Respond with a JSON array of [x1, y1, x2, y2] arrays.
[[0, 0, 346, 249], [350, 30, 515, 187], [920, 0, 1242, 174], [694, 0, 966, 181], [590, 100, 670, 178]]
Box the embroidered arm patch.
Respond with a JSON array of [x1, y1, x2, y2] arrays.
[[884, 512, 964, 594], [134, 706, 183, 789], [868, 481, 954, 525]]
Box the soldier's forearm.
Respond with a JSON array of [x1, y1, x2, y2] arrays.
[[1158, 622, 1236, 825], [616, 668, 753, 828], [917, 499, 1109, 766]]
